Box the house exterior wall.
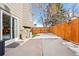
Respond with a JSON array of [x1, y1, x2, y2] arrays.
[[0, 3, 33, 40], [22, 4, 33, 27], [0, 3, 33, 28]]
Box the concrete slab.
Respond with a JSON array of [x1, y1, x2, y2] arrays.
[[4, 39, 75, 56], [5, 39, 42, 56], [4, 33, 76, 56], [42, 39, 75, 56]]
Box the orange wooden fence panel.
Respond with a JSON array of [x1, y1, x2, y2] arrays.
[[49, 18, 79, 44], [32, 27, 48, 34], [70, 19, 79, 44], [62, 22, 71, 41]]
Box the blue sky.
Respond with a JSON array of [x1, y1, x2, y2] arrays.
[[63, 3, 73, 9], [32, 4, 42, 27], [32, 3, 79, 27], [32, 3, 48, 27]]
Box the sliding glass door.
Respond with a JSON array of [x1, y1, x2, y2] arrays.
[[2, 13, 11, 41], [0, 10, 19, 41]]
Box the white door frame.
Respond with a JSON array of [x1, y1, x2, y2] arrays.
[[0, 9, 19, 41], [11, 16, 19, 41]]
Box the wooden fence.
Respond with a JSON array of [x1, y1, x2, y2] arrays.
[[32, 27, 49, 34], [32, 18, 79, 44], [49, 18, 79, 44]]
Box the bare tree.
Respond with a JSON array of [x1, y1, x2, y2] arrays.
[[71, 3, 77, 17], [46, 3, 66, 26], [64, 3, 79, 21]]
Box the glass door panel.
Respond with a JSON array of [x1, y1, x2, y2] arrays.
[[0, 11, 2, 41], [12, 17, 18, 39], [14, 19, 18, 38], [2, 13, 11, 41], [12, 17, 15, 39]]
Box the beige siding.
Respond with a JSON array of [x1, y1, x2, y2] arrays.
[[22, 3, 34, 27], [0, 3, 33, 30]]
